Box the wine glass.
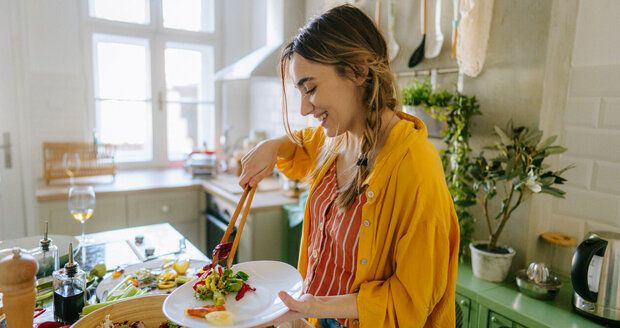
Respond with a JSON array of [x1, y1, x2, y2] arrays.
[[68, 186, 95, 246], [63, 152, 81, 185]]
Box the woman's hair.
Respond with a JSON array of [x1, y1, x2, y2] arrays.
[[279, 4, 399, 210]]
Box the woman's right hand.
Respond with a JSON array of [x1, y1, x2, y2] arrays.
[[239, 139, 280, 189]]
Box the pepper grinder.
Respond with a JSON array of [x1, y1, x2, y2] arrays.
[[52, 242, 86, 324], [0, 247, 39, 328], [31, 220, 60, 282]]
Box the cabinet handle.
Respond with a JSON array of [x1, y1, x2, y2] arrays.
[[161, 205, 170, 213], [459, 299, 468, 307], [490, 315, 510, 327]]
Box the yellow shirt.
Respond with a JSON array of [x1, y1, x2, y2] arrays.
[[277, 112, 459, 328]]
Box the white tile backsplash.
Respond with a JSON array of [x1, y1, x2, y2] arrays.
[[592, 161, 620, 195], [556, 186, 619, 225], [600, 98, 620, 128], [564, 97, 600, 128]]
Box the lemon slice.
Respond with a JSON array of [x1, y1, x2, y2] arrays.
[[173, 259, 190, 275], [205, 311, 234, 325]]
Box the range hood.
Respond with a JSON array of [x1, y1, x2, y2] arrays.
[[215, 0, 304, 80]]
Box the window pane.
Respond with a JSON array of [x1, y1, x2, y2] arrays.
[[167, 103, 214, 161], [165, 48, 203, 101], [163, 0, 212, 32], [90, 0, 149, 24], [165, 45, 214, 161], [95, 39, 150, 100], [97, 100, 152, 162]]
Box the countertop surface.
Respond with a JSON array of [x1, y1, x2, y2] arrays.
[[36, 168, 298, 210]]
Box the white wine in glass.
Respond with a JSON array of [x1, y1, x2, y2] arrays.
[[68, 186, 95, 246]]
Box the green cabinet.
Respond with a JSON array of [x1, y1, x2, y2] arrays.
[[456, 292, 479, 328]]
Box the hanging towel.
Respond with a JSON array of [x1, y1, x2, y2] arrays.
[[456, 0, 494, 77]]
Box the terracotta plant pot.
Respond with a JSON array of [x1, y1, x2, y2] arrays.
[[469, 241, 516, 282]]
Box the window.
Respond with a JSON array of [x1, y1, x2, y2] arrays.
[[87, 1, 217, 164]]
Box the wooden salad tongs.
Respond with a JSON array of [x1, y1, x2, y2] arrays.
[[209, 185, 257, 270]]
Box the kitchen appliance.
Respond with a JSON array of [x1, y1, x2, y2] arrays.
[[185, 151, 217, 178], [571, 231, 620, 325]]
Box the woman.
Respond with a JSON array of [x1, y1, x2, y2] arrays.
[[240, 5, 459, 328]]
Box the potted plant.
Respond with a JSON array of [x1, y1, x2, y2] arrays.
[[401, 81, 481, 259], [468, 121, 573, 282]]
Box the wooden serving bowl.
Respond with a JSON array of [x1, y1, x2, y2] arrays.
[[72, 294, 168, 328]]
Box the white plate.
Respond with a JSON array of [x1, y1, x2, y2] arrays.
[[96, 259, 209, 301], [163, 261, 303, 328]]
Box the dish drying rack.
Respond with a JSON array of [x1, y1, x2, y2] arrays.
[[42, 142, 117, 184]]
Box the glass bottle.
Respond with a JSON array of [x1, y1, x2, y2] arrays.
[[30, 221, 59, 283], [52, 242, 86, 324]]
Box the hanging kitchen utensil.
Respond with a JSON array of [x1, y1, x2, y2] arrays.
[[375, 0, 382, 26], [425, 0, 444, 58], [457, 0, 494, 77], [408, 0, 427, 68], [387, 0, 400, 61], [451, 0, 460, 59], [209, 185, 257, 269]]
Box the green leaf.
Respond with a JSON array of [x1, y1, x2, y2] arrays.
[[540, 186, 566, 198], [523, 130, 543, 148], [545, 146, 567, 155], [537, 135, 557, 150], [494, 126, 512, 146]]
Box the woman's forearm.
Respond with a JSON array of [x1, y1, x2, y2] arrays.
[[310, 293, 359, 319], [267, 135, 298, 160]]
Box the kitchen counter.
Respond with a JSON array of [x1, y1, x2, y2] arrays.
[[36, 168, 297, 210], [36, 168, 203, 201]]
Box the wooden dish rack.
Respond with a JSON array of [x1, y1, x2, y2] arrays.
[[42, 142, 117, 184]]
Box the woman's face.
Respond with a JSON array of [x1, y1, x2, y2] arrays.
[[289, 54, 365, 137]]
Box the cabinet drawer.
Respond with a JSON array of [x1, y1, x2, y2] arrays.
[[41, 196, 127, 235], [488, 311, 514, 328], [456, 293, 471, 328], [127, 190, 199, 226]]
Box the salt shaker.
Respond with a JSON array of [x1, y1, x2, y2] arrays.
[[0, 247, 38, 328], [30, 221, 60, 282]]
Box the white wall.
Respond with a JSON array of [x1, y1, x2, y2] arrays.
[[529, 0, 620, 276]]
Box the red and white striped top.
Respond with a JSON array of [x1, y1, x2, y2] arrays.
[[304, 161, 366, 298]]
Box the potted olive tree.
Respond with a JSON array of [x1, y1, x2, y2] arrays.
[[468, 121, 573, 282]]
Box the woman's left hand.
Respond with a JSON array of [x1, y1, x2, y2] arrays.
[[254, 292, 316, 327]]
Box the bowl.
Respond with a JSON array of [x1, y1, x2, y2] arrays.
[[515, 269, 562, 300], [71, 294, 168, 327]]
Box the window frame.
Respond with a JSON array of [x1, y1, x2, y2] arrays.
[[81, 0, 221, 168]]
